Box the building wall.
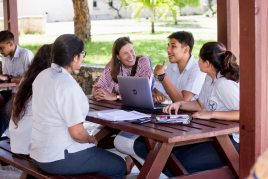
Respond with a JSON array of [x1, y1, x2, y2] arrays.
[[0, 0, 130, 22], [0, 0, 211, 23]]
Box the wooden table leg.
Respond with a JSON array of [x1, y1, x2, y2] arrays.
[[138, 141, 174, 179], [167, 153, 188, 176], [215, 135, 239, 177]]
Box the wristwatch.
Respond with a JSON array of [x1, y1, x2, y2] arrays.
[[157, 73, 166, 82]]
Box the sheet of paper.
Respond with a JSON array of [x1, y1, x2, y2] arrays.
[[88, 109, 150, 121]]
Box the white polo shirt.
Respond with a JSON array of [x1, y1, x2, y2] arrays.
[[198, 73, 240, 143], [9, 99, 32, 154], [2, 45, 33, 76], [155, 55, 206, 100], [30, 63, 93, 163]]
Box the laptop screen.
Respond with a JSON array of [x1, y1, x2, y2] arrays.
[[117, 76, 155, 109]]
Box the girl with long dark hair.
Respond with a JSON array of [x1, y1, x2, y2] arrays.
[[9, 44, 52, 154]]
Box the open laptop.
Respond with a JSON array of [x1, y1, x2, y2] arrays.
[[118, 76, 166, 113]]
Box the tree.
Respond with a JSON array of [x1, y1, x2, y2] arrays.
[[207, 0, 216, 17], [168, 0, 200, 25], [124, 0, 169, 34], [72, 0, 91, 41], [103, 0, 124, 18]]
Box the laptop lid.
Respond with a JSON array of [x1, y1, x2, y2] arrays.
[[118, 76, 156, 110]]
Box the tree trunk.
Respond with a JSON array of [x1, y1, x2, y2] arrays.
[[151, 8, 155, 34], [72, 0, 91, 41]]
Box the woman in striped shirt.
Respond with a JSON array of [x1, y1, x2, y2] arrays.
[[92, 37, 153, 101]]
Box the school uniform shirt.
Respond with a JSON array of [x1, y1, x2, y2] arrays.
[[9, 99, 32, 154], [30, 63, 93, 163], [198, 73, 240, 143], [93, 56, 153, 94], [2, 45, 33, 76], [155, 55, 206, 100]]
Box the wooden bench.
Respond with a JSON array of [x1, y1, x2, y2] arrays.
[[0, 139, 111, 179]]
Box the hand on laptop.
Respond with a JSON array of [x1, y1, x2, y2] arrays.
[[152, 88, 165, 103]]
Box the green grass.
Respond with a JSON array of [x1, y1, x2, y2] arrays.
[[21, 39, 209, 67]]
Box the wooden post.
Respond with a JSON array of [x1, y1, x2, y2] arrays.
[[217, 0, 240, 58], [240, 0, 268, 178], [217, 0, 227, 46], [3, 0, 19, 44]]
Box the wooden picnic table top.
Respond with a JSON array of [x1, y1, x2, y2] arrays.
[[87, 96, 239, 144]]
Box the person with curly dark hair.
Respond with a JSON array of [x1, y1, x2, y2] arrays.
[[9, 44, 52, 154]]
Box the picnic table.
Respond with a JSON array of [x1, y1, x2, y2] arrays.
[[0, 82, 16, 89], [87, 96, 239, 179]]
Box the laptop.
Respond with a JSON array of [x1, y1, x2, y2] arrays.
[[118, 76, 166, 113]]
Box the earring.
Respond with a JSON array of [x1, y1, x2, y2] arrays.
[[117, 57, 121, 64]]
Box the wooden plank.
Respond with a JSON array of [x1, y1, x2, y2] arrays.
[[3, 0, 18, 44], [238, 0, 267, 178], [0, 83, 16, 89], [166, 153, 188, 176], [215, 135, 239, 177], [217, 0, 227, 46], [172, 166, 235, 179], [89, 97, 122, 106], [0, 140, 111, 179], [138, 142, 174, 179], [89, 100, 122, 109]]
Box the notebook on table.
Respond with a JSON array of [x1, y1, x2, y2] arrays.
[[118, 76, 166, 113]]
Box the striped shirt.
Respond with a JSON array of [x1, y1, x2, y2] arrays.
[[94, 56, 153, 94]]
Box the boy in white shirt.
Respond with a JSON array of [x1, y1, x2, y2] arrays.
[[0, 30, 33, 137]]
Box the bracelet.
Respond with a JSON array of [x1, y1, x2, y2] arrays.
[[116, 95, 121, 101]]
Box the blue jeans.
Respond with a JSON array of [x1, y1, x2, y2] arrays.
[[134, 136, 239, 176], [34, 147, 126, 179]]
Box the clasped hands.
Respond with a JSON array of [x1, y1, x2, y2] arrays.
[[93, 88, 117, 101]]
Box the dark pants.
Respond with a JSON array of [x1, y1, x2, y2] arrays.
[[0, 90, 12, 138], [34, 147, 126, 179], [134, 136, 239, 176]]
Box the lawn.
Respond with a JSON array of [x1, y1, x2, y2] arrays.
[[21, 38, 209, 67], [20, 16, 216, 67]]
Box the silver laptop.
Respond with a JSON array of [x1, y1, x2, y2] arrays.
[[118, 76, 166, 113]]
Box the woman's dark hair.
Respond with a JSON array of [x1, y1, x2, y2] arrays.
[[12, 44, 53, 127], [52, 34, 84, 67], [168, 31, 194, 54], [109, 36, 139, 83], [199, 42, 239, 82]]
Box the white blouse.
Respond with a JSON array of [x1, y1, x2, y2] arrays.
[[198, 73, 240, 143], [30, 63, 94, 163], [9, 99, 32, 154]]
